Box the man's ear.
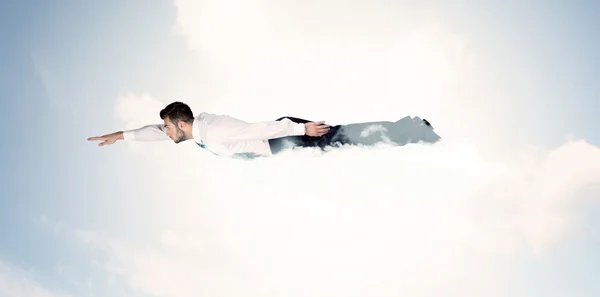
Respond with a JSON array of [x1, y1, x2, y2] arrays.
[[178, 120, 186, 129]]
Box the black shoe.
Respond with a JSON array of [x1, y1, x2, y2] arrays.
[[423, 119, 432, 128]]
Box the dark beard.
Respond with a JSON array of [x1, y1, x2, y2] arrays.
[[173, 129, 186, 143]]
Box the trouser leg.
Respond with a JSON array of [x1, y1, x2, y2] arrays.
[[330, 116, 441, 147], [267, 116, 441, 155]]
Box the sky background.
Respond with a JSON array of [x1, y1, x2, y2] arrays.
[[1, 1, 600, 297]]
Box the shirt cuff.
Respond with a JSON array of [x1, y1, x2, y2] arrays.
[[292, 123, 306, 136], [122, 130, 135, 141]]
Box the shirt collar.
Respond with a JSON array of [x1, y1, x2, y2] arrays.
[[191, 118, 201, 143]]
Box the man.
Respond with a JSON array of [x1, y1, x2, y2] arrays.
[[88, 101, 441, 159]]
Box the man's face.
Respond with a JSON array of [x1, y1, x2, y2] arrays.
[[164, 117, 186, 143]]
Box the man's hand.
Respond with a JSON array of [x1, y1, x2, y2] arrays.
[[304, 121, 330, 137], [88, 131, 124, 147]]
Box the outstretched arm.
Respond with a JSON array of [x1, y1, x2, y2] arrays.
[[121, 124, 169, 141], [88, 124, 169, 146]]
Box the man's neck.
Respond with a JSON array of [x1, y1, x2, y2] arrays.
[[186, 118, 198, 141], [184, 129, 193, 140], [184, 123, 195, 140]]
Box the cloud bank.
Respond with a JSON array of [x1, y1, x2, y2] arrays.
[[0, 261, 72, 297], [169, 0, 480, 141], [78, 118, 600, 297], [77, 1, 600, 296]]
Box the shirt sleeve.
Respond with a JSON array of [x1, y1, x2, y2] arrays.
[[122, 124, 170, 141], [207, 115, 306, 143]]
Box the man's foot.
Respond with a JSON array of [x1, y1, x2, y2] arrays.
[[423, 118, 432, 128]]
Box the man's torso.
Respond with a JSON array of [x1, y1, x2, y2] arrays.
[[192, 112, 274, 158]]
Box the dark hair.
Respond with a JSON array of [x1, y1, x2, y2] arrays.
[[160, 101, 194, 124]]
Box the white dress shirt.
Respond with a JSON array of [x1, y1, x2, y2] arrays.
[[122, 112, 306, 158]]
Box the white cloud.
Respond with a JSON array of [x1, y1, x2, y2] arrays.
[[169, 0, 479, 136], [31, 214, 65, 235], [75, 137, 600, 297], [0, 261, 73, 297], [115, 92, 166, 130], [470, 139, 600, 257], [93, 1, 600, 296]]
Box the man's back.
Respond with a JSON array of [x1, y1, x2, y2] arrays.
[[192, 112, 307, 157]]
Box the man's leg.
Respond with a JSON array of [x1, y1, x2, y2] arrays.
[[329, 116, 441, 147], [268, 116, 441, 155]]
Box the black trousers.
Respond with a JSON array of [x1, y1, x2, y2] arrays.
[[267, 116, 441, 155], [267, 117, 343, 155]]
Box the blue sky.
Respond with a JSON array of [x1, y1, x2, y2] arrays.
[[2, 1, 600, 297]]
